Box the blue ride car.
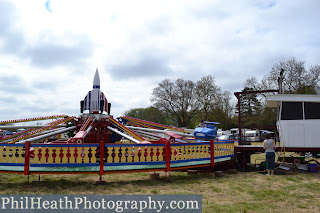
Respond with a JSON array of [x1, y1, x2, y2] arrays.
[[193, 121, 219, 140]]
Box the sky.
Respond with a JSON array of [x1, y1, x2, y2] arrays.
[[0, 0, 319, 122]]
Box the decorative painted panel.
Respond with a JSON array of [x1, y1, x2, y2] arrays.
[[171, 143, 211, 161], [0, 145, 25, 163], [214, 141, 234, 157], [104, 145, 165, 163], [30, 145, 98, 164]]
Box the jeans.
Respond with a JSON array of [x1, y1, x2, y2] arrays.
[[266, 152, 275, 170]]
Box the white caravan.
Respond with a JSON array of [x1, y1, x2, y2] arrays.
[[266, 94, 320, 148], [217, 129, 231, 136], [244, 129, 260, 142]]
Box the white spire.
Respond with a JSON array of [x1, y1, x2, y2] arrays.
[[93, 68, 100, 89]]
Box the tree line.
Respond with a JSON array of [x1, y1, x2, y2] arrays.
[[125, 57, 320, 129]]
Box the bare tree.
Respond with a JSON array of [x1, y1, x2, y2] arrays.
[[245, 58, 320, 96], [306, 65, 320, 93], [241, 58, 320, 128], [151, 78, 198, 127], [195, 75, 221, 120], [152, 76, 236, 128], [218, 91, 234, 118], [244, 77, 263, 91], [265, 58, 320, 94]]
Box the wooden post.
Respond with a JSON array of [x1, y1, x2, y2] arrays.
[[24, 141, 30, 176], [210, 140, 215, 169], [96, 141, 105, 185], [165, 141, 171, 172], [99, 140, 104, 177], [242, 150, 246, 170], [96, 140, 106, 184]]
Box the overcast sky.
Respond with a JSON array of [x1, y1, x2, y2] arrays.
[[0, 0, 319, 122]]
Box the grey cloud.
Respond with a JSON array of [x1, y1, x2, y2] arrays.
[[32, 80, 57, 91], [0, 1, 94, 69], [0, 108, 21, 119], [0, 97, 29, 120], [108, 55, 172, 80], [0, 75, 32, 94], [0, 103, 57, 121], [0, 1, 16, 35], [0, 1, 25, 55], [254, 1, 276, 10], [2, 31, 95, 69], [147, 16, 173, 35], [190, 6, 229, 20], [21, 36, 94, 69], [23, 104, 56, 114], [2, 32, 26, 54], [0, 95, 18, 105]]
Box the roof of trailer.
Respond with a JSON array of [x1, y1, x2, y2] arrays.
[[266, 94, 320, 107]]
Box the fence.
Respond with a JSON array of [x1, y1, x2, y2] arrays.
[[0, 140, 234, 176]]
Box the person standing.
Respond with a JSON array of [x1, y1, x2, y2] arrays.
[[263, 133, 276, 176]]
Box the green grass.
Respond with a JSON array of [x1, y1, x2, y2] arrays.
[[0, 171, 319, 212]]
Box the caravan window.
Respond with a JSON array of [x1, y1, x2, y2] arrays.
[[304, 102, 320, 119], [281, 102, 303, 120]]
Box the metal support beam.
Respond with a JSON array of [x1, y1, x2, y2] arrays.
[[234, 89, 279, 145]]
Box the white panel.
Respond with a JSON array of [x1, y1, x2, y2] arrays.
[[278, 121, 287, 147], [287, 124, 305, 147], [304, 122, 320, 147], [280, 120, 305, 147]]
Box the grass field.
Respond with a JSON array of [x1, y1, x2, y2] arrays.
[[0, 170, 319, 213]]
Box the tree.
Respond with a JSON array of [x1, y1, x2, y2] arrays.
[[241, 57, 320, 129], [151, 76, 236, 129], [240, 88, 262, 116], [192, 76, 235, 129], [259, 107, 277, 128], [236, 87, 263, 128], [124, 106, 168, 124], [207, 91, 235, 129], [151, 78, 198, 127], [216, 91, 235, 119], [195, 75, 221, 120], [245, 58, 320, 95], [265, 58, 319, 94]]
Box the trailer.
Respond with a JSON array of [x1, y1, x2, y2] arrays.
[[217, 129, 231, 137], [234, 94, 320, 170], [266, 94, 320, 150], [244, 129, 260, 142]]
